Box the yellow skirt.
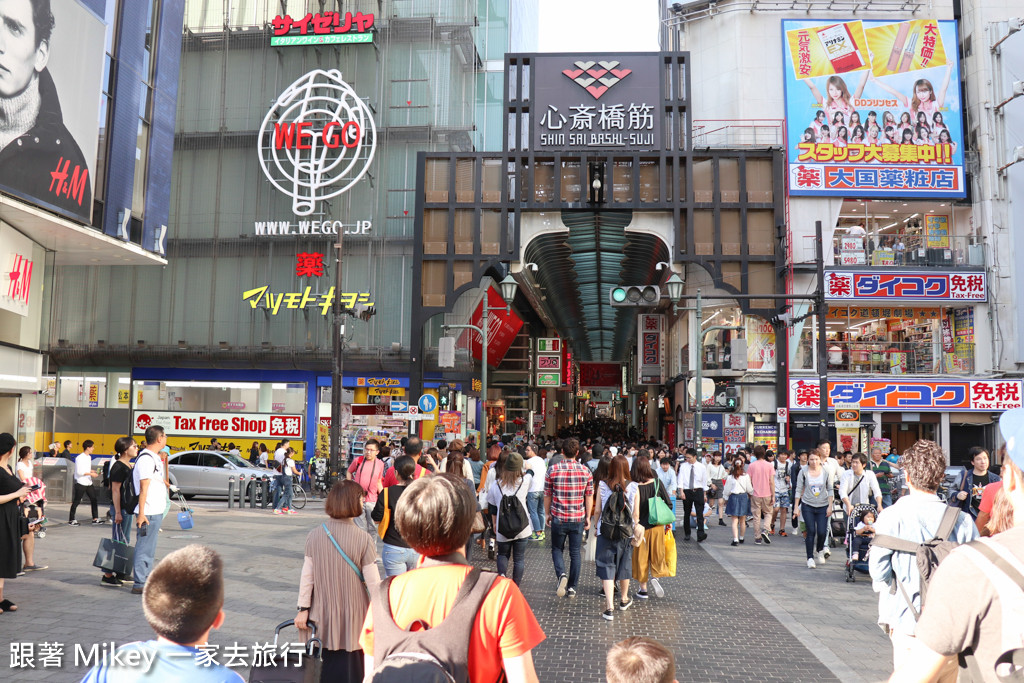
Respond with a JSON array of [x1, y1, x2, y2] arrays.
[[632, 526, 671, 580]]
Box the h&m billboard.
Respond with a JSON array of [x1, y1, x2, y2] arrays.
[[782, 19, 965, 198], [0, 0, 105, 222]]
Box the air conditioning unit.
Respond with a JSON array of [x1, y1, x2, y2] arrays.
[[968, 244, 985, 266]]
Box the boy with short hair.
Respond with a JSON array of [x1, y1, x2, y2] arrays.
[[80, 544, 243, 682], [606, 637, 677, 683]]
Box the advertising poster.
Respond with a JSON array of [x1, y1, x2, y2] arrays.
[[0, 1, 105, 222], [783, 19, 965, 198], [746, 317, 777, 371], [460, 286, 524, 368], [925, 214, 950, 248]]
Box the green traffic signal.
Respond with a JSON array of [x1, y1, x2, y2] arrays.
[[611, 287, 627, 303]]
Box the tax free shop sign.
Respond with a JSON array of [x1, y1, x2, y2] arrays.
[[133, 411, 303, 439]]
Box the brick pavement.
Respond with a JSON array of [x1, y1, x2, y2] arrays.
[[1, 500, 887, 682]]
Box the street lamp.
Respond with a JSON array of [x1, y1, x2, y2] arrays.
[[443, 275, 519, 440], [665, 273, 684, 311]]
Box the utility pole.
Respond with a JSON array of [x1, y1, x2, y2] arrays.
[[815, 219, 829, 442], [329, 227, 345, 486]]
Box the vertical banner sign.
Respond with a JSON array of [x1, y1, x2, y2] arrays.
[[460, 287, 525, 367], [926, 214, 950, 248], [782, 19, 965, 197], [745, 317, 777, 371], [637, 314, 665, 385]]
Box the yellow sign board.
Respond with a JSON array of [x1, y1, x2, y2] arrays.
[[369, 387, 404, 396], [118, 389, 130, 405]]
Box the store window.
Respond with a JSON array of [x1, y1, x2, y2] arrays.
[[132, 381, 306, 413], [832, 199, 981, 267], [57, 372, 131, 408], [823, 306, 974, 375]]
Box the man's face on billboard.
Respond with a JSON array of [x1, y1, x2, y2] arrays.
[[0, 0, 48, 98]]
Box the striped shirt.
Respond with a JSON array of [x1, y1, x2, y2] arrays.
[[544, 460, 595, 523]]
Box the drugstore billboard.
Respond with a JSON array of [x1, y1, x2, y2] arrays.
[[782, 19, 965, 198]]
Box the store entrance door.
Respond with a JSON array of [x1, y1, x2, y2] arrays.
[[883, 422, 936, 455]]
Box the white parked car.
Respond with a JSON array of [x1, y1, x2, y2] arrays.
[[167, 450, 277, 498]]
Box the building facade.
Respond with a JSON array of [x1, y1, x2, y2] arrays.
[[47, 0, 538, 455]]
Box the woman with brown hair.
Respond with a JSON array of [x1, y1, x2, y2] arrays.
[[630, 454, 673, 599], [295, 480, 380, 681], [486, 451, 533, 584], [723, 457, 754, 547], [596, 454, 640, 621]]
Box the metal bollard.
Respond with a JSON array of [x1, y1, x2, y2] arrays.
[[261, 477, 270, 508], [227, 476, 235, 508], [236, 475, 247, 507], [249, 477, 259, 508]]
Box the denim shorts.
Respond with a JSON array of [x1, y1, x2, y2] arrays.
[[775, 491, 791, 509]]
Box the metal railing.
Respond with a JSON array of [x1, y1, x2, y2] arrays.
[[797, 233, 984, 268], [692, 119, 784, 148], [823, 340, 975, 375]]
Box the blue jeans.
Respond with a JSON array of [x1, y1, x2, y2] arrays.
[[381, 543, 419, 577], [881, 493, 893, 508], [271, 475, 283, 508], [526, 491, 544, 532], [133, 512, 164, 590], [277, 475, 293, 510], [801, 504, 828, 560], [549, 519, 584, 589], [497, 538, 528, 585]]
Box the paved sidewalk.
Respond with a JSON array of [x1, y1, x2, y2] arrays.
[[1, 500, 888, 682]]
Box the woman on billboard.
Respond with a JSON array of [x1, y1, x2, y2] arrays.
[[869, 63, 953, 120], [804, 72, 869, 125]]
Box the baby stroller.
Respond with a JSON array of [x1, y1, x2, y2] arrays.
[[826, 496, 847, 548], [845, 503, 878, 582]]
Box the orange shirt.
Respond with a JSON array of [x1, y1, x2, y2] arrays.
[[359, 564, 545, 682]]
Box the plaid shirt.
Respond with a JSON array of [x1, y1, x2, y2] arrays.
[[544, 460, 594, 523]]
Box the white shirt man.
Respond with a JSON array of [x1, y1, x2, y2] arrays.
[[274, 440, 289, 466], [840, 454, 883, 513], [677, 450, 711, 542], [132, 428, 170, 593], [69, 441, 101, 525], [74, 446, 96, 487]]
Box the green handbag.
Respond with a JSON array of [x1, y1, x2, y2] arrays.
[[648, 478, 676, 526]]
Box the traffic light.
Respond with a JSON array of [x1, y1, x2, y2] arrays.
[[725, 386, 739, 410], [609, 285, 660, 307]]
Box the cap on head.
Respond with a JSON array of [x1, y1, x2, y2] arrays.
[[999, 408, 1024, 471]]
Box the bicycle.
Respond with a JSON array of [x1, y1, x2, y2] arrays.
[[290, 482, 307, 510]]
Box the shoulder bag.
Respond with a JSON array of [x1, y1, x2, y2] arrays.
[[322, 522, 371, 600]]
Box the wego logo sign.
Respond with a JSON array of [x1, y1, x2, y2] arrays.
[[562, 60, 633, 99], [258, 70, 376, 216]]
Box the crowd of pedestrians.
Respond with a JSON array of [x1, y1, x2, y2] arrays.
[[3, 415, 1022, 683]]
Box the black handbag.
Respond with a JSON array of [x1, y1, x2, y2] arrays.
[[92, 525, 134, 576], [248, 619, 323, 683]]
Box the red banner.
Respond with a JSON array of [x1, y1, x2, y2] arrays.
[[461, 286, 524, 368], [579, 362, 622, 390]]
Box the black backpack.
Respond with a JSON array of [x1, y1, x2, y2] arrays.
[[369, 567, 497, 683], [600, 485, 634, 541], [120, 452, 155, 514], [497, 478, 529, 539], [871, 505, 964, 619]]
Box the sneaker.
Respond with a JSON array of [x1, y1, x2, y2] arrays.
[[538, 531, 546, 541], [761, 532, 772, 544], [816, 551, 827, 564], [101, 575, 123, 587], [636, 589, 649, 599], [272, 509, 283, 515], [22, 564, 46, 571], [779, 531, 788, 537], [556, 574, 568, 598], [91, 519, 104, 525], [16, 569, 25, 577], [650, 578, 665, 598], [823, 547, 831, 559], [730, 540, 738, 546], [807, 557, 816, 569], [566, 587, 577, 598], [739, 538, 745, 544], [602, 609, 615, 621], [130, 587, 144, 595], [754, 538, 762, 545], [770, 525, 776, 534], [287, 509, 297, 515], [718, 519, 726, 526], [68, 520, 80, 526], [618, 598, 633, 611]]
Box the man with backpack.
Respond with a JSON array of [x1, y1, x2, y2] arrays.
[[869, 440, 977, 681], [359, 473, 545, 682], [890, 409, 1024, 683]]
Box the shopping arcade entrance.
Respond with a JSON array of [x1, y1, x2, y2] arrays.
[[408, 52, 790, 435]]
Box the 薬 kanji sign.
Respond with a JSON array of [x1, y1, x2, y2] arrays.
[[824, 270, 986, 302], [788, 378, 1023, 412]]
